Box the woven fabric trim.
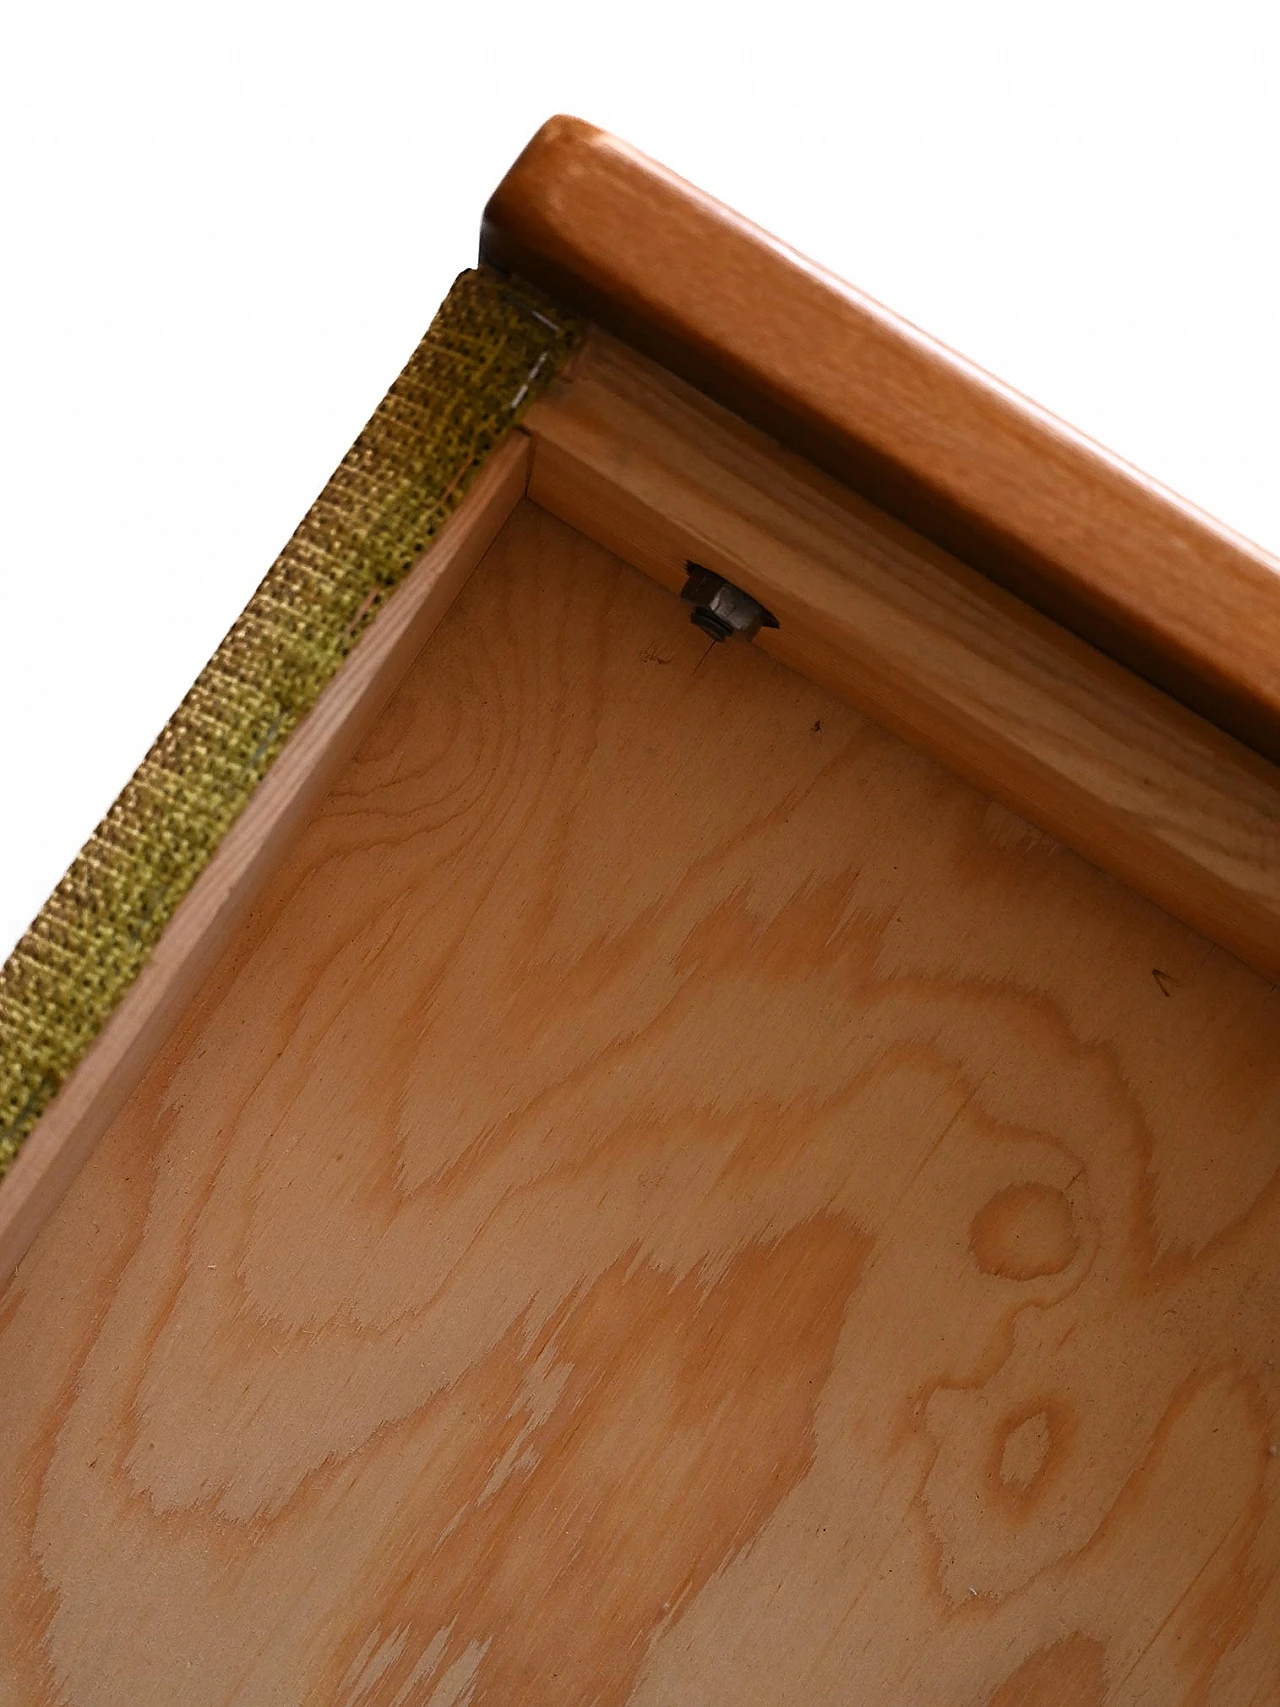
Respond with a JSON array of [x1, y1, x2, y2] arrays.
[[0, 266, 582, 1178]]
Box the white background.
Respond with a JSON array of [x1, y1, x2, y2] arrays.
[[1, 0, 1278, 958]]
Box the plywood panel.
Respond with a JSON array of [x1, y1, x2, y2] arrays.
[[1, 503, 1278, 1705], [0, 434, 531, 1286]]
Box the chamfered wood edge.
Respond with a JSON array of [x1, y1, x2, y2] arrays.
[[0, 435, 531, 1286], [483, 115, 1280, 764], [523, 331, 1280, 986]]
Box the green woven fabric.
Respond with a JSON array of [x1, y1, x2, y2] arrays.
[[0, 266, 582, 1178]]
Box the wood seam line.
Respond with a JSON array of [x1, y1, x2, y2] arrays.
[[0, 435, 531, 1284], [521, 331, 1280, 985]]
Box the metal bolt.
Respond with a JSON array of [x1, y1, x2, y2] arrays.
[[680, 564, 778, 643]]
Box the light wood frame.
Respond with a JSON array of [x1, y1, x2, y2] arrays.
[[3, 119, 1280, 1702], [7, 164, 1279, 1279]]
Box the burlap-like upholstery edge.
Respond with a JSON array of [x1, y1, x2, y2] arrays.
[[0, 265, 583, 1178]]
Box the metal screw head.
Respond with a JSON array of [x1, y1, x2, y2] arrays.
[[680, 564, 779, 642]]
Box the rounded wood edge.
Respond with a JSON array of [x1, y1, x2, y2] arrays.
[[483, 116, 1280, 763]]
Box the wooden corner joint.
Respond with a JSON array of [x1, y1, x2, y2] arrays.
[[484, 116, 1280, 765]]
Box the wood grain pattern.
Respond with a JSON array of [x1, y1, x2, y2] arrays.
[[2, 503, 1279, 1704], [524, 332, 1280, 984], [0, 434, 529, 1288], [483, 116, 1280, 761]]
